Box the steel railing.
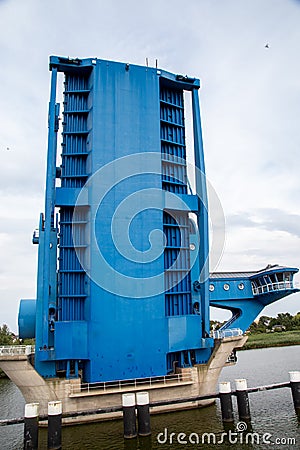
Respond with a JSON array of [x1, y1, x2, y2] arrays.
[[252, 281, 293, 296], [0, 345, 35, 356], [71, 372, 194, 395], [210, 328, 243, 339]]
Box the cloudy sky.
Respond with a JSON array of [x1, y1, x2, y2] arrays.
[[1, 0, 300, 332]]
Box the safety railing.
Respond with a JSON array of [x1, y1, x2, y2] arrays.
[[72, 372, 194, 395], [252, 281, 293, 296], [210, 328, 243, 339], [0, 345, 35, 356]]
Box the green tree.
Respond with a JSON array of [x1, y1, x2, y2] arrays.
[[292, 312, 300, 329], [248, 312, 300, 333], [0, 324, 15, 378], [0, 324, 14, 345], [258, 316, 271, 328], [277, 312, 293, 330]]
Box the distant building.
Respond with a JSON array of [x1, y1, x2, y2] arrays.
[[272, 325, 286, 332]]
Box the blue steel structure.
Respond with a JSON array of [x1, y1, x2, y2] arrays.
[[18, 56, 298, 383], [209, 265, 299, 331]]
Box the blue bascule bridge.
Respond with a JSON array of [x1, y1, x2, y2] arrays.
[[15, 57, 298, 417]]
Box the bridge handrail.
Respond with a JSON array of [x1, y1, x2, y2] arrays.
[[252, 281, 293, 295], [210, 328, 243, 339], [72, 371, 194, 395], [0, 345, 35, 356]]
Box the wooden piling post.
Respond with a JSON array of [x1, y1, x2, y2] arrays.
[[136, 392, 151, 436], [122, 393, 137, 439], [47, 401, 62, 450], [289, 371, 300, 415], [235, 378, 251, 421], [24, 403, 39, 450], [219, 381, 234, 423]]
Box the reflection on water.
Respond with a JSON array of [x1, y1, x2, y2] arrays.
[[0, 379, 25, 450], [0, 346, 300, 449]]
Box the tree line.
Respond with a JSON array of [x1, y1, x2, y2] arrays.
[[211, 311, 300, 334], [249, 312, 300, 333], [0, 324, 34, 346]]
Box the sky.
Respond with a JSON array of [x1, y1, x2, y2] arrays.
[[1, 0, 300, 332]]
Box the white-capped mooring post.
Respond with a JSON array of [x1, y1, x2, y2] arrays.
[[289, 371, 300, 416], [136, 392, 151, 436], [24, 403, 39, 450], [235, 378, 251, 421], [122, 393, 137, 439], [219, 381, 234, 423], [47, 401, 62, 450]]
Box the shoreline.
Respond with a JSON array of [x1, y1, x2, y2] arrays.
[[241, 341, 300, 350], [241, 330, 300, 351]]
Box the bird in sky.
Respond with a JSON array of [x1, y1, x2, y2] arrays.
[[265, 43, 270, 49]]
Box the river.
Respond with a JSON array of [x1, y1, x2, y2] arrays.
[[0, 345, 299, 449]]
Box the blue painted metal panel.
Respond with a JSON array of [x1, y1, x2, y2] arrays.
[[209, 278, 253, 301], [160, 82, 192, 323], [54, 321, 88, 360], [84, 61, 168, 382], [55, 188, 85, 206], [34, 224, 57, 376], [168, 316, 202, 352], [18, 299, 36, 339], [191, 89, 210, 338]]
